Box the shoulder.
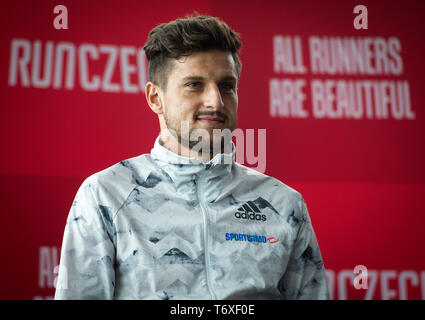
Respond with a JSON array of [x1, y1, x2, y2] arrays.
[[232, 162, 304, 201], [231, 162, 307, 221], [78, 153, 155, 216]]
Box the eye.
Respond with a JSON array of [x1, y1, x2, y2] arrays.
[[219, 82, 235, 92], [186, 81, 203, 89]]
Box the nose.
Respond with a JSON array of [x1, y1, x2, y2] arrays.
[[203, 84, 224, 110]]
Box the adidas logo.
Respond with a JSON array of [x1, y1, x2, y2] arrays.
[[234, 200, 267, 222]]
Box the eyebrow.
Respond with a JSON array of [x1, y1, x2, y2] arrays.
[[181, 75, 238, 82]]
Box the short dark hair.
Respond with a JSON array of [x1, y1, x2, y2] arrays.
[[143, 13, 242, 89]]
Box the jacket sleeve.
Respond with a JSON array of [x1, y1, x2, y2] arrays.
[[278, 197, 331, 300], [54, 178, 116, 299]]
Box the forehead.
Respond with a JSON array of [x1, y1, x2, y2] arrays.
[[168, 50, 237, 81]]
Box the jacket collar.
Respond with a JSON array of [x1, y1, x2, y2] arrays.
[[150, 135, 235, 197], [150, 135, 235, 170]]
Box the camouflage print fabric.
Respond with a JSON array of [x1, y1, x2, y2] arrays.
[[54, 136, 330, 300]]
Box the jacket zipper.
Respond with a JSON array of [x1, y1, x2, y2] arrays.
[[196, 174, 217, 299]]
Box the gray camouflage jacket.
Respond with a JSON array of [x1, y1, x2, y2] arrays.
[[54, 136, 330, 300]]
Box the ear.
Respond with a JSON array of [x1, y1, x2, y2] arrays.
[[145, 81, 164, 115]]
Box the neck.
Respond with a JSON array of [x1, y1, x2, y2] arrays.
[[159, 129, 231, 163]]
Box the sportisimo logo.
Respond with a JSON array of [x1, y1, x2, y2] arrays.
[[234, 201, 267, 222], [225, 233, 279, 244]]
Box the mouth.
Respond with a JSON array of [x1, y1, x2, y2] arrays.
[[196, 116, 225, 125]]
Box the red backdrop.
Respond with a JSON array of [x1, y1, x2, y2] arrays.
[[1, 0, 424, 299]]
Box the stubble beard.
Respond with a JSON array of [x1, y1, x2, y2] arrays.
[[163, 112, 235, 156]]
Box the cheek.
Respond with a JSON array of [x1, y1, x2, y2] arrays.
[[164, 93, 194, 116], [225, 94, 238, 114], [179, 99, 204, 119]]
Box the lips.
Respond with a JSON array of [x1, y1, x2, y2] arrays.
[[196, 117, 225, 123], [195, 115, 226, 127]]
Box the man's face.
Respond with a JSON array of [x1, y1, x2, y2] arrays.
[[159, 50, 239, 152]]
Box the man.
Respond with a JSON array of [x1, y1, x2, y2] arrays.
[[55, 14, 330, 300]]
